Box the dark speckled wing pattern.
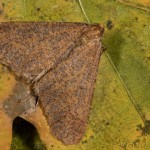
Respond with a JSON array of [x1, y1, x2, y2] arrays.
[[0, 22, 89, 82], [0, 22, 103, 145]]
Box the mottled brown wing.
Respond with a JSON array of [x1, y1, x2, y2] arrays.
[[0, 22, 103, 145], [0, 22, 90, 82], [35, 25, 103, 145]]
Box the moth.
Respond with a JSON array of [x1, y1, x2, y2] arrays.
[[0, 22, 103, 145]]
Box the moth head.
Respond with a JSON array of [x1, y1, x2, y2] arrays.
[[81, 24, 104, 43]]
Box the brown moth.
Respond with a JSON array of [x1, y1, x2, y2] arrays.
[[0, 22, 103, 145]]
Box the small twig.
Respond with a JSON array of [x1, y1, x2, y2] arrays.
[[116, 0, 150, 13]]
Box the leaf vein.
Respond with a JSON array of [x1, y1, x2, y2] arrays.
[[78, 0, 147, 125]]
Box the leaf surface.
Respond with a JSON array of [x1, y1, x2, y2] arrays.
[[0, 0, 150, 149]]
